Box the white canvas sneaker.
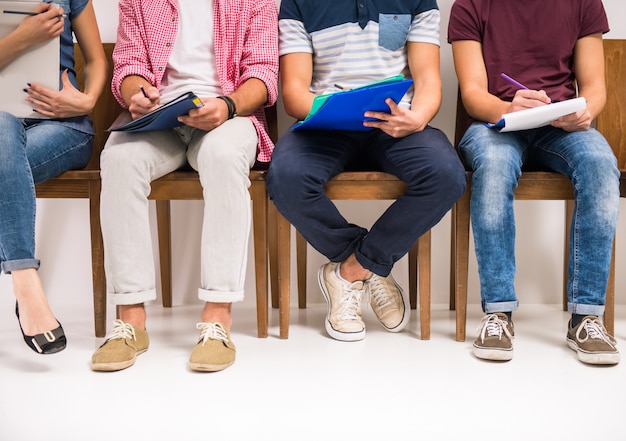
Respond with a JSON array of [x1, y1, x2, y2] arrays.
[[318, 262, 366, 341], [366, 273, 410, 332]]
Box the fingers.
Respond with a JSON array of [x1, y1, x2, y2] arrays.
[[129, 87, 160, 119], [514, 89, 551, 107]]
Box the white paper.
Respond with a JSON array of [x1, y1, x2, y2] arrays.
[[493, 97, 587, 132]]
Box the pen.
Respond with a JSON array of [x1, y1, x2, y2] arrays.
[[3, 10, 67, 18], [140, 86, 149, 98], [334, 84, 345, 90], [501, 73, 529, 90]]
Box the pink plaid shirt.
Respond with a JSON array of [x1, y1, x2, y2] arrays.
[[112, 0, 279, 162]]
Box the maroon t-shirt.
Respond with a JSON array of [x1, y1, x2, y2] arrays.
[[447, 0, 609, 103]]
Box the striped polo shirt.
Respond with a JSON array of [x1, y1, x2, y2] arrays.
[[279, 0, 441, 104]]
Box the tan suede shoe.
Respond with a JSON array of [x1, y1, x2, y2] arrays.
[[189, 322, 235, 372], [91, 319, 149, 372]]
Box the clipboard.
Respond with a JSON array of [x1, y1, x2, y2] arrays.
[[486, 97, 587, 132], [292, 78, 414, 131], [108, 91, 204, 132], [0, 1, 60, 118]]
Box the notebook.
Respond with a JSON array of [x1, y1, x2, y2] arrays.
[[0, 1, 60, 118], [108, 91, 204, 132]]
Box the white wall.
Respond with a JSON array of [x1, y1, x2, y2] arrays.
[[5, 1, 624, 313]]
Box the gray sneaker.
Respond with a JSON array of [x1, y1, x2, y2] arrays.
[[473, 313, 514, 361], [318, 262, 366, 341], [366, 273, 410, 332], [566, 316, 620, 365]]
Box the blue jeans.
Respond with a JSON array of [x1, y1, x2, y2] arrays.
[[459, 123, 619, 316], [267, 127, 466, 276], [0, 111, 92, 273]]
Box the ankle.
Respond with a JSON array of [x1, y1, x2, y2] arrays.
[[202, 302, 232, 329], [338, 255, 369, 283], [118, 304, 147, 329]]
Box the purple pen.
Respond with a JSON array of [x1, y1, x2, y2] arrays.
[[501, 73, 529, 90]]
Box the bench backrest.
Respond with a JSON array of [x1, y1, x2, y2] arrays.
[[74, 43, 119, 170]]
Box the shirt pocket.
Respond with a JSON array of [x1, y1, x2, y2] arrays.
[[378, 13, 411, 52]]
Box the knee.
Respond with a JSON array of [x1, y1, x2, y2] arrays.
[[470, 149, 521, 194], [0, 111, 21, 131], [574, 153, 620, 217], [198, 141, 249, 171], [100, 141, 147, 188], [195, 143, 254, 192], [266, 149, 312, 200], [0, 112, 24, 161], [438, 156, 467, 199], [404, 144, 467, 202], [267, 144, 304, 192]]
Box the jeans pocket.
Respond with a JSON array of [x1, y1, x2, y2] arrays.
[[378, 13, 411, 51]]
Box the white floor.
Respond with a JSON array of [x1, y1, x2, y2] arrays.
[[1, 294, 626, 441]]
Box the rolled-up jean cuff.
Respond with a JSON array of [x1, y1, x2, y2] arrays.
[[2, 258, 40, 274], [568, 302, 605, 317], [198, 288, 244, 303], [109, 289, 157, 306], [483, 300, 519, 314]]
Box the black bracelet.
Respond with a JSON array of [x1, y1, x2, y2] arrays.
[[216, 95, 237, 119]]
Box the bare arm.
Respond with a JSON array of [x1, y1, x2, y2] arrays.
[[451, 39, 551, 125], [552, 33, 606, 132], [25, 1, 107, 118], [364, 41, 443, 137], [0, 3, 63, 70], [279, 52, 315, 121], [69, 1, 107, 113]]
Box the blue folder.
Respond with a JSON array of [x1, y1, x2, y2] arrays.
[[109, 91, 203, 132], [292, 79, 414, 131]]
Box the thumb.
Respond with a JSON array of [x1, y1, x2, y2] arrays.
[[60, 69, 73, 90], [386, 97, 400, 114]]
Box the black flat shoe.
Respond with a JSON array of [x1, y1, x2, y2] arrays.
[[15, 303, 67, 354]]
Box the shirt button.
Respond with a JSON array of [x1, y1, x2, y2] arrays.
[[359, 3, 364, 8]]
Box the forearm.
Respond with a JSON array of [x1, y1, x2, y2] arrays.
[[411, 76, 442, 125], [0, 34, 30, 70], [577, 85, 605, 121], [119, 75, 152, 108], [461, 87, 512, 124], [282, 87, 315, 121], [228, 78, 268, 117], [79, 58, 108, 113], [407, 42, 443, 126]]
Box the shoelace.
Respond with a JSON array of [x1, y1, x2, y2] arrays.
[[576, 317, 617, 347], [477, 314, 513, 342], [368, 275, 392, 309], [196, 322, 228, 346], [105, 319, 136, 341], [339, 286, 364, 321]]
